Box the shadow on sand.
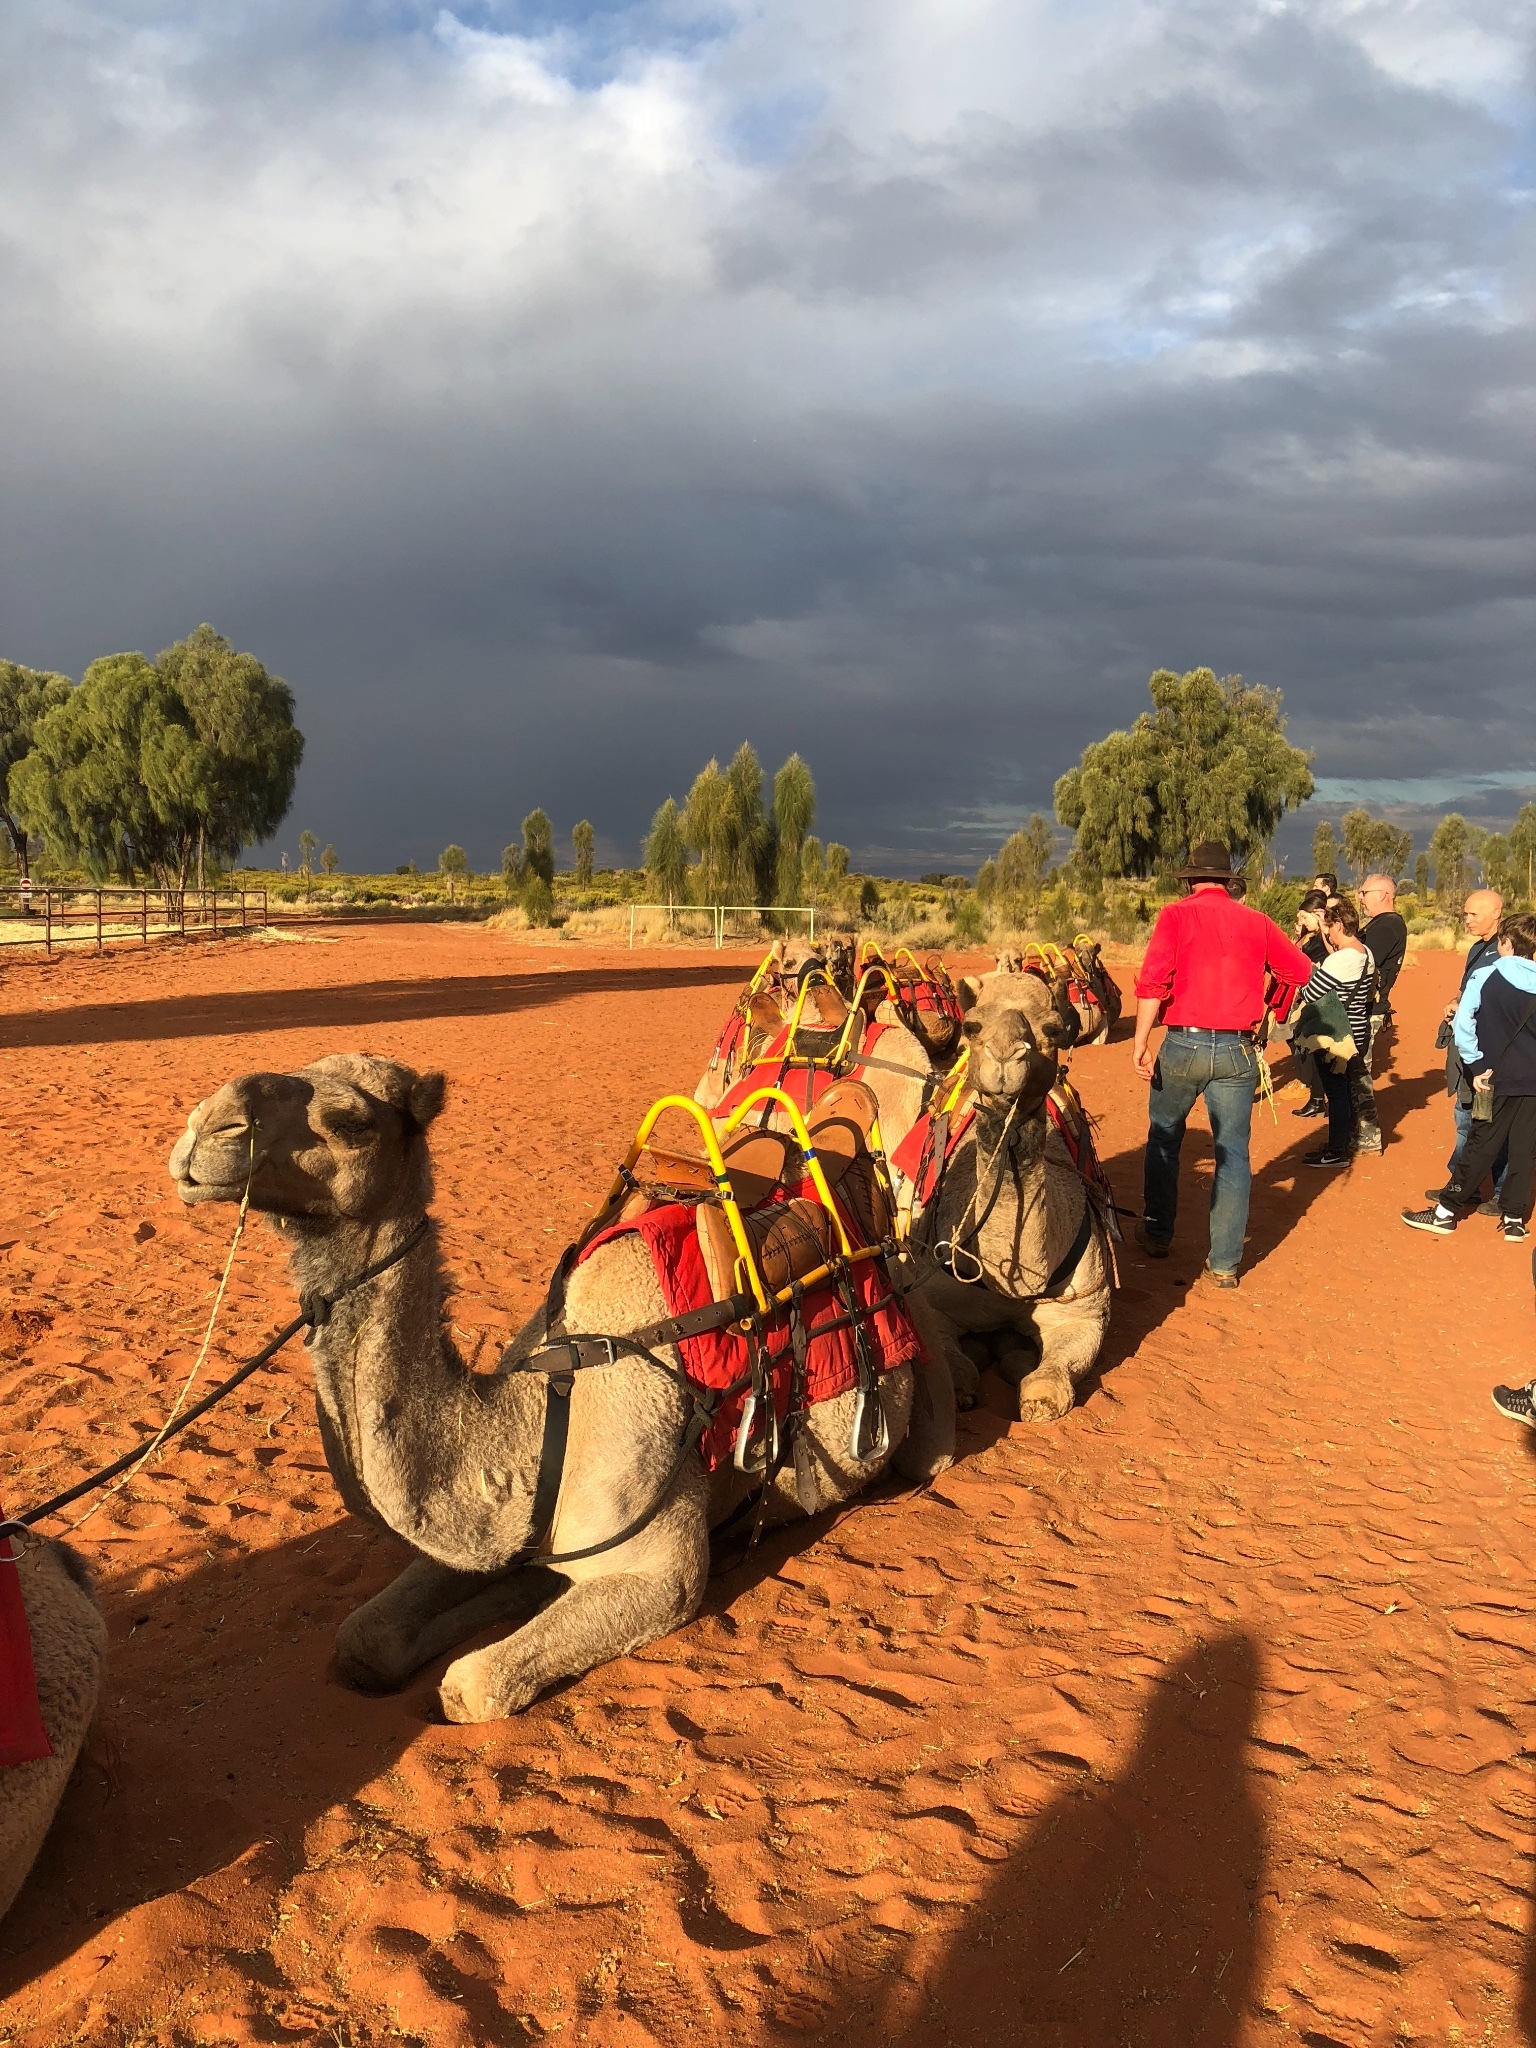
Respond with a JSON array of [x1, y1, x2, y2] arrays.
[[839, 1632, 1268, 2047], [0, 959, 751, 1051]]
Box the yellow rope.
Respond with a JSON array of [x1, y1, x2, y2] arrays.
[[65, 1143, 254, 1534]]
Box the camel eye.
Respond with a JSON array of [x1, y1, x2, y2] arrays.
[[325, 1111, 376, 1145]]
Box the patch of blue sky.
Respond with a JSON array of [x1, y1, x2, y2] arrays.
[[1313, 771, 1536, 806], [320, 0, 731, 81], [724, 83, 825, 167]]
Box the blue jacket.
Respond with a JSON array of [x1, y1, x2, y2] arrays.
[[1454, 955, 1536, 1096]]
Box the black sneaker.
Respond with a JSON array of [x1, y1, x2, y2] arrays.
[[1401, 1205, 1455, 1234], [1291, 1100, 1327, 1119], [1303, 1149, 1351, 1167], [1502, 1218, 1531, 1243], [1133, 1222, 1170, 1259], [1491, 1382, 1536, 1427]]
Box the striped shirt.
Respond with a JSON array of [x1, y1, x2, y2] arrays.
[[1301, 945, 1376, 1057]]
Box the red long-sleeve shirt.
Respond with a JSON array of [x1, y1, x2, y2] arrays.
[[1134, 888, 1313, 1030]]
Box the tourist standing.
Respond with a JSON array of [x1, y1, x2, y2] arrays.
[[1290, 890, 1332, 1121], [1352, 873, 1408, 1154], [1405, 913, 1536, 1243], [1440, 889, 1506, 1201], [1133, 843, 1313, 1288], [1293, 902, 1376, 1168]]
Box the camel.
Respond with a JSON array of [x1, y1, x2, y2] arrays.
[[169, 1056, 955, 1723], [695, 955, 1111, 1422], [1, 1535, 107, 1920], [1066, 939, 1123, 1046], [897, 968, 1113, 1423]]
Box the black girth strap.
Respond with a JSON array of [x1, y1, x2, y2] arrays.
[[525, 1365, 575, 1554]]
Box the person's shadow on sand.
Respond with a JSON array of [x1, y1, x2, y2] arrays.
[[844, 1631, 1268, 2048]]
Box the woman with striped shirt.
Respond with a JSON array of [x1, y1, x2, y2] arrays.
[[1298, 901, 1377, 1167]]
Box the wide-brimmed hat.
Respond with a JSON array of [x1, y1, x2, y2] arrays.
[[1176, 840, 1237, 883]]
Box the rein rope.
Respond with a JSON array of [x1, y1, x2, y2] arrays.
[[7, 1215, 431, 1533]]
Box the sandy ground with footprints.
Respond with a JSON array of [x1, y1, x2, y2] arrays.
[[1, 920, 1534, 2047]]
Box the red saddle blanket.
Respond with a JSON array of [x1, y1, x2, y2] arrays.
[[1, 1514, 53, 1767], [577, 1189, 924, 1471], [712, 1020, 896, 1121]]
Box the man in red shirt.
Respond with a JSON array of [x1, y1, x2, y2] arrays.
[[1133, 842, 1313, 1287]]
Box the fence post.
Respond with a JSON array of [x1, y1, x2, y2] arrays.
[[44, 890, 52, 956], [96, 890, 102, 953], [141, 890, 148, 946], [212, 890, 219, 941]]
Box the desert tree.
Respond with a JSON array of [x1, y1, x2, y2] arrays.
[[1429, 814, 1473, 906], [439, 845, 468, 902], [1311, 818, 1339, 881], [1482, 833, 1515, 901], [320, 843, 339, 875], [643, 797, 689, 906], [996, 816, 1054, 919], [975, 857, 997, 906], [799, 835, 825, 903], [1055, 668, 1314, 877], [1413, 853, 1430, 898], [1508, 803, 1536, 905], [522, 809, 555, 887], [523, 875, 554, 927], [825, 842, 850, 882], [298, 829, 317, 876], [501, 842, 526, 899], [572, 819, 595, 888], [1341, 808, 1412, 884], [725, 743, 771, 903], [681, 760, 736, 903], [0, 661, 71, 880], [772, 753, 816, 903]]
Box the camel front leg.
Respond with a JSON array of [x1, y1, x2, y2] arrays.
[[439, 1559, 703, 1722], [1013, 1291, 1111, 1423], [335, 1554, 566, 1692]]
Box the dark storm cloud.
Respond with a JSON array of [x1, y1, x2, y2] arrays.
[[0, 0, 1530, 875]]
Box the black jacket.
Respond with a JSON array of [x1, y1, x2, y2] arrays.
[[1362, 911, 1407, 1008]]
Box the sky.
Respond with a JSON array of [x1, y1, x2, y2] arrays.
[[1, 0, 1532, 878]]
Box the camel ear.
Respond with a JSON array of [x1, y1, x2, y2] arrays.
[[407, 1071, 447, 1128], [958, 975, 984, 1012]]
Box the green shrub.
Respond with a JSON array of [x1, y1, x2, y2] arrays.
[[523, 875, 554, 927], [950, 895, 987, 945]]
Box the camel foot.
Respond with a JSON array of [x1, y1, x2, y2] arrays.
[[1015, 1364, 1074, 1424], [440, 1649, 537, 1723], [946, 1348, 981, 1411]]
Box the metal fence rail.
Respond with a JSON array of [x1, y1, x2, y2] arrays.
[[0, 886, 268, 955], [625, 904, 817, 951]]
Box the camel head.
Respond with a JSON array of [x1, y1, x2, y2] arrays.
[[957, 972, 1065, 1114], [169, 1054, 446, 1223]]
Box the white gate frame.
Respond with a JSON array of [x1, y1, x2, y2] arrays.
[[626, 904, 817, 951]]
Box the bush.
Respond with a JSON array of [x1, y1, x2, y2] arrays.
[[950, 895, 987, 945], [1255, 880, 1304, 927]]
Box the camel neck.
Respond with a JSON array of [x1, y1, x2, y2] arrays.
[[279, 1214, 545, 1570]]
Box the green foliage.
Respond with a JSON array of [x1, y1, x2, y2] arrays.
[[298, 829, 318, 876], [1255, 880, 1304, 927], [1482, 832, 1514, 900], [522, 808, 555, 887], [0, 661, 71, 877], [11, 628, 301, 889], [1311, 819, 1339, 881], [1429, 814, 1473, 905], [501, 842, 525, 897], [1414, 852, 1429, 898], [857, 877, 879, 920], [825, 842, 850, 883], [799, 835, 825, 903], [680, 759, 733, 902], [1508, 804, 1536, 904], [1340, 807, 1412, 883], [572, 819, 595, 888], [950, 894, 987, 945], [975, 857, 997, 905], [726, 743, 771, 902], [523, 874, 554, 927], [320, 843, 339, 875], [644, 796, 689, 905], [439, 844, 468, 903], [1038, 881, 1074, 944], [772, 753, 816, 903], [1054, 668, 1314, 877], [995, 816, 1054, 919]]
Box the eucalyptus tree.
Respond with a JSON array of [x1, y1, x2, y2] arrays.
[[643, 797, 689, 906], [572, 819, 595, 887], [0, 661, 71, 880], [772, 753, 816, 903]]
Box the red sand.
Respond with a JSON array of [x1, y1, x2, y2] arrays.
[[1, 924, 1533, 2047]]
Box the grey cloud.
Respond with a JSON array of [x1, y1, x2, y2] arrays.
[[0, 0, 1530, 877]]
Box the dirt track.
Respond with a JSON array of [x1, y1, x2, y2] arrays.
[[1, 924, 1534, 2047]]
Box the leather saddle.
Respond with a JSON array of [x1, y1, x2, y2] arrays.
[[623, 1081, 893, 1306]]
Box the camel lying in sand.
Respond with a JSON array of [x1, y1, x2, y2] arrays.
[[1, 1536, 106, 1920], [696, 953, 1110, 1422], [902, 969, 1112, 1423], [169, 1057, 955, 1722]]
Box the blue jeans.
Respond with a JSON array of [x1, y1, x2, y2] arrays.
[[1143, 1029, 1259, 1276], [1449, 1099, 1508, 1197]]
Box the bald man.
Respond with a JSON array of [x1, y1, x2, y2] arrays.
[[1353, 873, 1409, 1152], [1442, 889, 1507, 1196]]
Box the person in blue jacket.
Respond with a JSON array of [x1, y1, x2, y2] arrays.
[[1404, 913, 1536, 1253]]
